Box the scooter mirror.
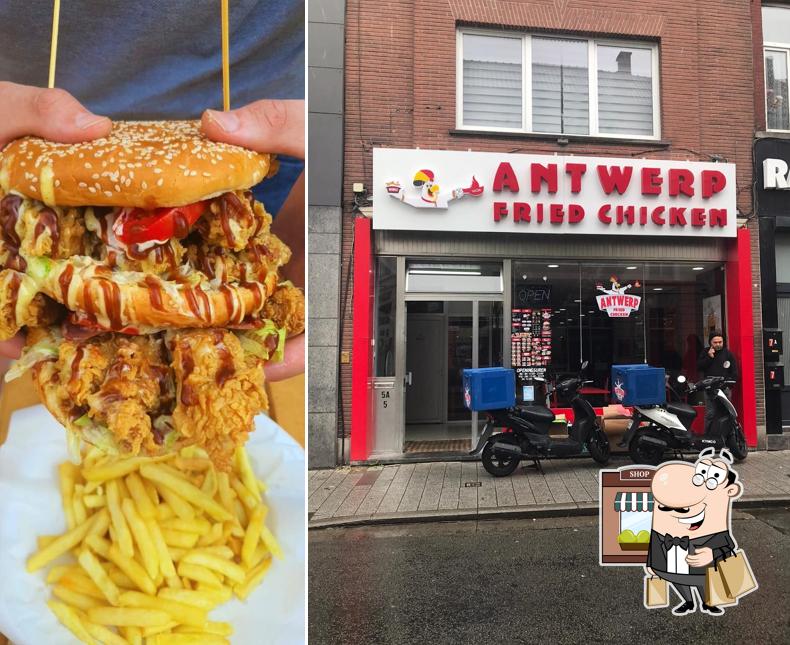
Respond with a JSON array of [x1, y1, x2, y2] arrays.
[[580, 360, 589, 371], [677, 375, 687, 384]]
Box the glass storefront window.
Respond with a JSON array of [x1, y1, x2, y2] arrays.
[[642, 263, 723, 391], [406, 262, 503, 293], [580, 264, 645, 387], [511, 260, 724, 400], [374, 257, 396, 377]]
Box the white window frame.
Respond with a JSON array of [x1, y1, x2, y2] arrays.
[[456, 28, 661, 140], [764, 45, 790, 133]]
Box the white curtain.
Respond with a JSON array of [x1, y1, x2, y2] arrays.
[[463, 34, 522, 128], [532, 37, 589, 134], [597, 45, 653, 136]]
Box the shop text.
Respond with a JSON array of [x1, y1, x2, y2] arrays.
[[492, 162, 728, 228]]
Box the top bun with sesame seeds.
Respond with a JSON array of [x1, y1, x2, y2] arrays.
[[0, 120, 276, 209]]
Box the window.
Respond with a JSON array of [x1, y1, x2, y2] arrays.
[[405, 262, 503, 294], [510, 261, 724, 400], [764, 6, 790, 131], [374, 257, 397, 377], [457, 30, 660, 138]]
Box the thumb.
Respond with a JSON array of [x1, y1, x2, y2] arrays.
[[0, 82, 111, 149], [200, 99, 304, 159]]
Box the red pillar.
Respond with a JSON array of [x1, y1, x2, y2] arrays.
[[725, 228, 758, 446], [350, 217, 373, 461]]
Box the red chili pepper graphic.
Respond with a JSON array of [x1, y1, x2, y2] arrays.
[[462, 176, 484, 196]]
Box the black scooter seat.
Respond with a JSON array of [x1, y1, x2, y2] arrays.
[[666, 402, 697, 420], [514, 405, 555, 424]]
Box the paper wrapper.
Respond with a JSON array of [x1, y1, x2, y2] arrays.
[[0, 405, 305, 645]]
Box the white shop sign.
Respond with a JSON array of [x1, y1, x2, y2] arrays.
[[372, 148, 737, 237]]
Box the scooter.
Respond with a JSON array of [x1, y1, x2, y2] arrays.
[[624, 375, 748, 466], [470, 361, 611, 477]]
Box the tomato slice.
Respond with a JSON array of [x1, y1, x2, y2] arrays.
[[114, 201, 207, 245]]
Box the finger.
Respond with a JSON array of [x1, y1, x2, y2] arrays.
[[0, 335, 24, 359], [0, 82, 111, 149], [264, 334, 304, 382], [200, 99, 304, 159]]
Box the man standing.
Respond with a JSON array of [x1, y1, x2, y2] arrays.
[[697, 331, 739, 433], [645, 452, 746, 615]]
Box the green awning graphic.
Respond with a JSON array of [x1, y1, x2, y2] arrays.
[[614, 492, 654, 512]]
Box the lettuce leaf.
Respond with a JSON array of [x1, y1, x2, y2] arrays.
[[80, 423, 119, 455], [235, 319, 286, 363], [4, 335, 59, 382], [70, 413, 118, 455]]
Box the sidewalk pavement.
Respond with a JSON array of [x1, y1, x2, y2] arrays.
[[308, 451, 790, 529]]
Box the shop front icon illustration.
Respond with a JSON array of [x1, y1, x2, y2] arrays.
[[599, 449, 757, 616]]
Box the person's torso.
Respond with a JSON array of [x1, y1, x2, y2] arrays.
[[704, 349, 736, 378], [0, 0, 304, 118], [0, 1, 305, 213]]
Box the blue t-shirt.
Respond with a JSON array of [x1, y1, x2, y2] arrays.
[[0, 0, 304, 213]]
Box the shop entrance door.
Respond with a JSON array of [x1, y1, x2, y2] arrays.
[[403, 299, 503, 454], [405, 314, 445, 423], [399, 261, 505, 456]]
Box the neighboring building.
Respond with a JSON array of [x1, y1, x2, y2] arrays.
[[755, 2, 790, 448], [327, 0, 764, 465], [307, 0, 345, 467]]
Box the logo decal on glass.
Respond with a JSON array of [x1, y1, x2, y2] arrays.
[[596, 276, 641, 318]]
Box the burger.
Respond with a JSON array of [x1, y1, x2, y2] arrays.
[[0, 121, 304, 469]]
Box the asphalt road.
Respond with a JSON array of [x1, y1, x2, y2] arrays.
[[309, 507, 790, 645]]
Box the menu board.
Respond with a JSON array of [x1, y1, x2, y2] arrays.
[[511, 308, 552, 381]]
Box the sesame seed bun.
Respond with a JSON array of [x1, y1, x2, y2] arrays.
[[0, 120, 276, 209]]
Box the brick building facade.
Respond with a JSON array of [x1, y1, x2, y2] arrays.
[[323, 0, 766, 464]]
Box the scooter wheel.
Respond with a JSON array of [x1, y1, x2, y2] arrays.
[[726, 421, 748, 461], [588, 426, 611, 465], [481, 435, 521, 477], [629, 428, 667, 466]]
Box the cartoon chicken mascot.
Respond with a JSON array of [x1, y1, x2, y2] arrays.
[[386, 169, 483, 209]]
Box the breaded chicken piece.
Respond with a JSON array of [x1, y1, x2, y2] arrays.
[[31, 330, 175, 455], [184, 232, 291, 284], [262, 283, 305, 336], [58, 339, 111, 404], [84, 337, 170, 454], [0, 269, 62, 340], [99, 238, 186, 276], [16, 203, 88, 259], [195, 191, 271, 251], [170, 329, 267, 470]]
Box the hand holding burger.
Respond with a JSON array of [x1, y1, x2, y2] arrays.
[[0, 109, 304, 468], [201, 99, 306, 381], [0, 82, 112, 359]]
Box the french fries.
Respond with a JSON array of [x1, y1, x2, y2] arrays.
[[32, 447, 280, 644]]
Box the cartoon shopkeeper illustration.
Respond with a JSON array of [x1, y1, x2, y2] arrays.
[[644, 449, 757, 615]]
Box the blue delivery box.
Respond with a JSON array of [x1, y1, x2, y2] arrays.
[[462, 368, 516, 411], [611, 364, 666, 406]]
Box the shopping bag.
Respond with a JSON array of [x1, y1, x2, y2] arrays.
[[705, 565, 735, 606], [717, 551, 758, 599], [644, 576, 668, 607]]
